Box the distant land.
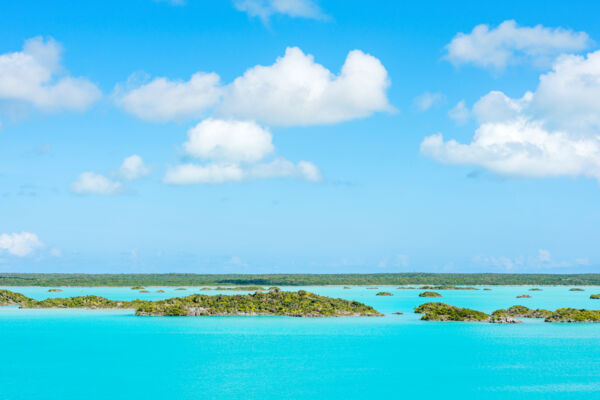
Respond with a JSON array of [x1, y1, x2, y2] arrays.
[[1, 273, 600, 286]]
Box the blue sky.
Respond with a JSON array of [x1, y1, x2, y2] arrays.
[[1, 0, 600, 273]]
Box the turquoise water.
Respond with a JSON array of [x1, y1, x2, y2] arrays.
[[1, 286, 599, 400]]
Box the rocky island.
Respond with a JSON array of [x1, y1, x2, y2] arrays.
[[0, 289, 381, 317], [414, 302, 492, 322], [376, 292, 393, 296], [48, 288, 63, 293]]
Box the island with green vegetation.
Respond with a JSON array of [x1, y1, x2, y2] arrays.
[[414, 302, 493, 322], [528, 288, 543, 291], [415, 302, 599, 323], [545, 308, 600, 322], [376, 292, 393, 296], [200, 286, 265, 291], [2, 273, 600, 287], [419, 291, 442, 297], [570, 288, 584, 291], [0, 289, 381, 317], [48, 288, 63, 292], [131, 286, 144, 290], [492, 305, 552, 319], [517, 294, 531, 298], [418, 285, 478, 290], [591, 294, 600, 299]]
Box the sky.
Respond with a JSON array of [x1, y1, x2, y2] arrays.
[[1, 0, 600, 274]]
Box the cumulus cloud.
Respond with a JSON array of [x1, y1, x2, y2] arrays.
[[118, 155, 150, 180], [234, 0, 325, 22], [414, 92, 444, 111], [115, 72, 221, 122], [445, 20, 590, 70], [220, 47, 391, 126], [164, 118, 321, 184], [0, 232, 43, 257], [71, 172, 122, 195], [116, 47, 391, 126], [0, 37, 101, 111], [423, 49, 600, 182], [183, 119, 273, 162]]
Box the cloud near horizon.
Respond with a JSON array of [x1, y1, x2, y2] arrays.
[[0, 232, 44, 257]]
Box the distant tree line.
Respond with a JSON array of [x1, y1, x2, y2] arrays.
[[1, 273, 600, 286]]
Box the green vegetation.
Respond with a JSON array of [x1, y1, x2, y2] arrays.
[[0, 289, 380, 317], [414, 302, 490, 322], [591, 294, 600, 299], [483, 288, 492, 291], [343, 286, 351, 289], [570, 288, 584, 291], [419, 285, 478, 290], [529, 288, 543, 291], [21, 295, 148, 310], [139, 290, 150, 293], [397, 286, 417, 289], [492, 305, 552, 319], [136, 291, 382, 317], [131, 286, 144, 290], [2, 273, 600, 287], [419, 291, 442, 297], [0, 289, 30, 305], [366, 287, 379, 289], [376, 292, 393, 296], [545, 308, 600, 322], [48, 289, 62, 292], [199, 286, 265, 291], [517, 294, 531, 298]]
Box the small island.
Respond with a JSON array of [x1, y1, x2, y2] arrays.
[[376, 292, 393, 296], [516, 294, 531, 298], [528, 288, 543, 291], [493, 305, 552, 319], [131, 286, 145, 290], [0, 289, 381, 317], [419, 285, 478, 290], [48, 289, 63, 293], [569, 288, 584, 291], [419, 291, 441, 298], [414, 302, 493, 322], [156, 290, 165, 293], [591, 294, 600, 299], [545, 308, 600, 322]]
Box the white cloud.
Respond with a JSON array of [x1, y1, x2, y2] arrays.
[[423, 49, 600, 182], [220, 47, 391, 126], [50, 248, 62, 257], [164, 159, 320, 184], [474, 250, 588, 271], [445, 20, 590, 70], [421, 119, 600, 180], [184, 119, 274, 162], [0, 37, 101, 111], [0, 232, 43, 257], [166, 118, 321, 185], [414, 92, 443, 111], [448, 100, 470, 124], [537, 249, 551, 263], [234, 0, 325, 22], [71, 172, 122, 195], [115, 72, 221, 122], [117, 47, 391, 126], [118, 155, 150, 180]]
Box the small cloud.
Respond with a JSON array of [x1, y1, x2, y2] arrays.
[[117, 155, 150, 181], [448, 100, 470, 124], [0, 232, 44, 257], [234, 0, 327, 23], [71, 172, 121, 195], [537, 249, 551, 263], [50, 248, 62, 257], [414, 92, 444, 111]]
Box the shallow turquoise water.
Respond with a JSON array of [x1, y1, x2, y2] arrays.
[[1, 286, 599, 400]]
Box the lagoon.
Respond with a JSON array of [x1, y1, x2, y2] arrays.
[[1, 286, 599, 399]]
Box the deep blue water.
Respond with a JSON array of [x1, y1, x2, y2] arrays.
[[1, 286, 599, 400]]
